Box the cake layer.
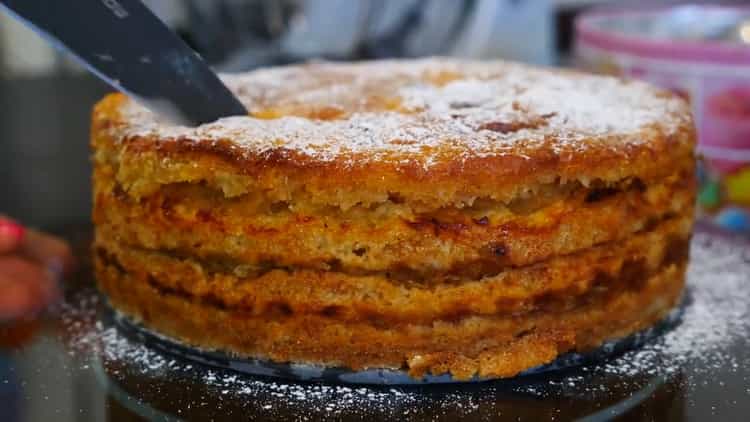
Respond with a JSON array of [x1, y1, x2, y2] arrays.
[[96, 254, 685, 380], [93, 161, 693, 276], [91, 58, 695, 211], [93, 215, 690, 325]]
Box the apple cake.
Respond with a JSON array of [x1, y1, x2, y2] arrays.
[[91, 58, 695, 380]]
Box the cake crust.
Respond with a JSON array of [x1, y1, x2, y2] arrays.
[[91, 58, 696, 380], [92, 58, 694, 209]]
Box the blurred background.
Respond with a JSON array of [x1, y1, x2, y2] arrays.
[[0, 0, 749, 233]]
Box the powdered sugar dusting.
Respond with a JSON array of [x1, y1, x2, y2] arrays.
[[114, 58, 690, 168], [55, 229, 750, 419], [598, 233, 750, 379]]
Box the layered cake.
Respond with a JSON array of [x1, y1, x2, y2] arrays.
[[91, 58, 695, 380]]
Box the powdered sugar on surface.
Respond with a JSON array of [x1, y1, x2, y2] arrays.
[[114, 58, 690, 168], [598, 233, 750, 379], [56, 230, 750, 419]]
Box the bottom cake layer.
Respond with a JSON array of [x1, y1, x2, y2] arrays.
[[95, 255, 685, 380]]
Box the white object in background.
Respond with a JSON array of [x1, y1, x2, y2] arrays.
[[281, 0, 555, 65], [0, 12, 57, 77], [282, 0, 371, 58], [452, 0, 555, 64], [141, 0, 188, 28]]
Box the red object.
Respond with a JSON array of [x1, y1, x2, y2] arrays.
[[0, 219, 26, 244], [708, 87, 750, 120]]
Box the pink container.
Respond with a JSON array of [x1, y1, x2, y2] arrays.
[[576, 4, 750, 234]]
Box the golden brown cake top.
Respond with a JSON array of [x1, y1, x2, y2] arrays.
[[112, 58, 690, 169], [94, 58, 694, 208]]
